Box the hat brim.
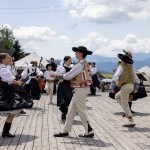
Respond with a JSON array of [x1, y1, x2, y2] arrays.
[[72, 47, 93, 55], [118, 54, 134, 64]]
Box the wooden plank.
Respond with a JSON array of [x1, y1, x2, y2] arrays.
[[0, 92, 149, 150]]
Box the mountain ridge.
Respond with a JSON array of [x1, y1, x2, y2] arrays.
[[54, 53, 150, 74]]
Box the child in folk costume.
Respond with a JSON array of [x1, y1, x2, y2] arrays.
[[56, 56, 73, 121], [44, 64, 55, 103], [53, 46, 94, 138], [0, 53, 33, 138], [21, 61, 43, 100]]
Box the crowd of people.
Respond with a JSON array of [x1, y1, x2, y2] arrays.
[[0, 46, 147, 138]]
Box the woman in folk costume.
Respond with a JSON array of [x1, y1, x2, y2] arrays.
[[53, 46, 94, 138], [7, 57, 17, 77], [21, 61, 43, 100], [44, 63, 55, 103], [90, 62, 100, 95], [7, 57, 27, 114], [0, 53, 33, 138], [112, 52, 138, 127], [56, 56, 73, 121]]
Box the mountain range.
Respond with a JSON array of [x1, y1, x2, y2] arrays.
[[55, 53, 150, 74]]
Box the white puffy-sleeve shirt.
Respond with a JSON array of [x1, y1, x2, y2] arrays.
[[55, 65, 66, 76], [112, 65, 140, 84], [0, 64, 15, 84], [63, 60, 84, 80], [7, 65, 17, 77], [44, 70, 55, 80], [21, 67, 43, 79], [90, 67, 97, 75]]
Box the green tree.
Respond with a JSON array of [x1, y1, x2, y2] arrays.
[[0, 25, 29, 59], [12, 40, 30, 61], [0, 25, 15, 55]]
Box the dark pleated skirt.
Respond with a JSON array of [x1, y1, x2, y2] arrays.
[[0, 82, 33, 111], [57, 81, 73, 107]]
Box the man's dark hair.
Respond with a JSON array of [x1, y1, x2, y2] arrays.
[[82, 53, 87, 58]]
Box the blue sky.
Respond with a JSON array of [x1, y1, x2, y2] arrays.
[[1, 0, 150, 59]]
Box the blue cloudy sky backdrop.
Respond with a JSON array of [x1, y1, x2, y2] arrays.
[[1, 0, 150, 59]]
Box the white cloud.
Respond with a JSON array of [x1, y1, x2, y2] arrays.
[[77, 32, 150, 57], [11, 25, 70, 53], [21, 41, 40, 53], [14, 26, 56, 41], [57, 35, 70, 42], [61, 0, 150, 23], [13, 26, 70, 43]]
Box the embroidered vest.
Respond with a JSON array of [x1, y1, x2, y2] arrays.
[[118, 63, 135, 85], [70, 60, 92, 88]]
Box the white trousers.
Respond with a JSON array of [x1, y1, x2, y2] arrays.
[[63, 87, 91, 133], [44, 82, 54, 100], [115, 83, 134, 117]]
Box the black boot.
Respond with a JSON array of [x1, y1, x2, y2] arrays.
[[128, 102, 135, 113], [2, 122, 15, 138], [61, 113, 66, 121]]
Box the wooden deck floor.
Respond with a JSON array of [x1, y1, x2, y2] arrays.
[[0, 92, 150, 150]]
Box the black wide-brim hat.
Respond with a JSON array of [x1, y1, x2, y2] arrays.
[[118, 54, 134, 64], [72, 46, 93, 55]]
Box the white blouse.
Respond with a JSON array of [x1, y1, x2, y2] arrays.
[[7, 65, 17, 77], [90, 67, 97, 75], [21, 67, 43, 79], [62, 60, 85, 80], [44, 70, 55, 80], [0, 64, 15, 83]]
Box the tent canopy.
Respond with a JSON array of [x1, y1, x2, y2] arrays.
[[15, 52, 47, 69], [138, 66, 150, 72], [137, 66, 150, 78]]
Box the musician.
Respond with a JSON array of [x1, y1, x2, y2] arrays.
[[44, 63, 55, 103], [21, 61, 43, 100]]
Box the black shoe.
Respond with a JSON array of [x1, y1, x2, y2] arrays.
[[128, 102, 135, 114], [131, 110, 135, 113], [123, 124, 136, 127], [78, 132, 94, 138], [2, 133, 15, 138], [20, 110, 26, 114], [53, 132, 69, 137]]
